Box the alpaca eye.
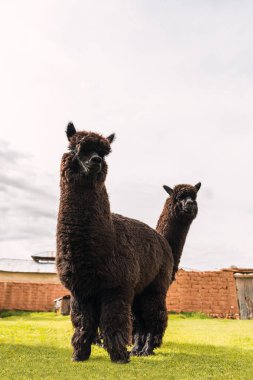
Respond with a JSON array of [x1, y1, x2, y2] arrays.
[[99, 151, 107, 158]]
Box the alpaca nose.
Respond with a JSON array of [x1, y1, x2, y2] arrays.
[[90, 155, 102, 164], [183, 198, 194, 210]]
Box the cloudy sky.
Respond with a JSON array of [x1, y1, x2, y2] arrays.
[[0, 1, 252, 269]]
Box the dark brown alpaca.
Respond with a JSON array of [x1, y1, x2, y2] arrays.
[[56, 123, 173, 363], [156, 183, 201, 282]]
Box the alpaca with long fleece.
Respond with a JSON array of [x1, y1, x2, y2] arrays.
[[156, 183, 201, 282], [56, 123, 173, 363]]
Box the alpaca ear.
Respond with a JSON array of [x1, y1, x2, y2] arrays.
[[163, 185, 173, 196], [195, 182, 201, 192], [107, 133, 115, 144], [66, 122, 76, 140]]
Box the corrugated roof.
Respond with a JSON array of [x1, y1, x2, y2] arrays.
[[0, 258, 56, 274], [222, 267, 253, 273], [31, 251, 56, 263]]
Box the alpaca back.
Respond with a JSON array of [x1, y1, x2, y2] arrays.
[[112, 213, 173, 294]]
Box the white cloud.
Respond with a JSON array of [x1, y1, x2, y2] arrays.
[[0, 141, 57, 256]]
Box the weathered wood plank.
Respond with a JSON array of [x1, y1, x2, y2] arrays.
[[236, 277, 253, 319]]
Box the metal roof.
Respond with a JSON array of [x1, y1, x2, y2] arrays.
[[31, 251, 56, 263], [0, 258, 56, 274], [222, 267, 253, 273]]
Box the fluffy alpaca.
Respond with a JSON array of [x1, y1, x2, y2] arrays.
[[156, 183, 201, 282], [56, 123, 173, 363]]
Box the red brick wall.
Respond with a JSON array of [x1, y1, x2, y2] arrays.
[[0, 269, 240, 317], [0, 282, 70, 312], [167, 269, 240, 318]]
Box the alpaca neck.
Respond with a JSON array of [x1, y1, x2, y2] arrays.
[[59, 179, 114, 247], [161, 219, 191, 272], [156, 200, 192, 277]]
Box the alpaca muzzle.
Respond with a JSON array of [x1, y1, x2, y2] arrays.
[[88, 154, 102, 173], [182, 198, 194, 213], [76, 153, 102, 175]]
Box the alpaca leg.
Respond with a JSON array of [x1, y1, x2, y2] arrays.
[[138, 288, 168, 356], [71, 296, 98, 361], [132, 269, 168, 357], [92, 329, 103, 347], [100, 288, 133, 364], [131, 320, 146, 356], [131, 296, 147, 356]]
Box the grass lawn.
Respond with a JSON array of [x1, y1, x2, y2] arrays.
[[0, 312, 252, 380]]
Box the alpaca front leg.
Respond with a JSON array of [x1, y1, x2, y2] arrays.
[[71, 296, 98, 362], [100, 289, 133, 364]]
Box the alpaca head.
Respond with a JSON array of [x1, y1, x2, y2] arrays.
[[163, 183, 201, 222], [64, 122, 115, 184]]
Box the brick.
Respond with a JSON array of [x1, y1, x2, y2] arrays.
[[0, 281, 70, 311], [0, 269, 240, 317]]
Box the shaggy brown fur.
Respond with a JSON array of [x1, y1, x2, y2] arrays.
[[156, 183, 201, 282], [56, 123, 173, 363]]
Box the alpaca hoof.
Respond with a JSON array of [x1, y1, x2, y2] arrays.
[[94, 340, 104, 348], [72, 353, 90, 362], [130, 348, 142, 356], [139, 349, 155, 356], [72, 357, 85, 362], [111, 351, 130, 364], [112, 357, 130, 364]]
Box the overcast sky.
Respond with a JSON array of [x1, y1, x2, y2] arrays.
[[0, 1, 252, 269]]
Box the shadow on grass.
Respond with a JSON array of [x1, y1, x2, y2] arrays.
[[161, 340, 253, 363], [1, 310, 211, 320], [1, 340, 252, 380], [0, 310, 68, 322], [0, 310, 35, 318]]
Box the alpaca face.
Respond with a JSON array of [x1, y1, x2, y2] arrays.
[[74, 141, 105, 176], [65, 122, 115, 182], [163, 183, 201, 221]]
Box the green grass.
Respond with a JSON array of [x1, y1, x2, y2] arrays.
[[0, 312, 252, 380]]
